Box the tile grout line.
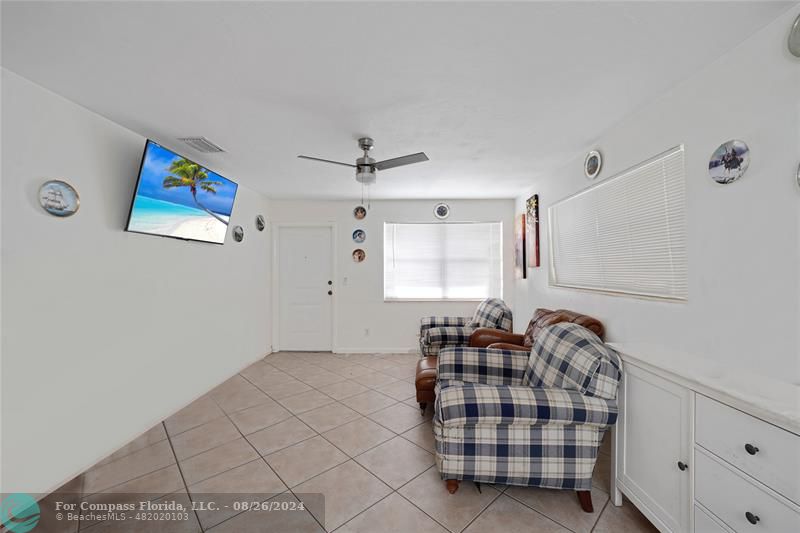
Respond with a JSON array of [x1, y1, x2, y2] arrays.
[[245, 356, 434, 531], [161, 420, 205, 532], [590, 497, 612, 533], [205, 390, 330, 532]]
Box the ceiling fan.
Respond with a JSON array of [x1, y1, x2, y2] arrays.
[[298, 137, 429, 184]]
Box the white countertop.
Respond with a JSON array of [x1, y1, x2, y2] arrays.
[[608, 342, 800, 436]]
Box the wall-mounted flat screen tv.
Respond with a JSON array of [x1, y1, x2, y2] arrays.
[[126, 140, 238, 244]]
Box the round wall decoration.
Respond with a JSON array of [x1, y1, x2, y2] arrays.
[[232, 225, 244, 242], [789, 13, 800, 58], [38, 180, 80, 217], [352, 248, 365, 263], [352, 229, 366, 243], [433, 202, 450, 219], [353, 206, 367, 220], [584, 150, 602, 180], [255, 215, 265, 231], [708, 140, 750, 184]]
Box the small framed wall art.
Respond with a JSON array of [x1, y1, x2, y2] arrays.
[[708, 140, 750, 184], [433, 202, 450, 219], [352, 248, 366, 263], [584, 150, 602, 180], [526, 194, 541, 268], [255, 215, 265, 231], [353, 206, 367, 220], [514, 214, 527, 279], [39, 180, 80, 217], [352, 229, 366, 243], [232, 225, 244, 242]]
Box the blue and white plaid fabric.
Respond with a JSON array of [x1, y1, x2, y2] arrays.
[[419, 299, 512, 356], [470, 298, 513, 331], [432, 323, 620, 491], [434, 419, 607, 490], [524, 322, 621, 400], [438, 347, 530, 385], [437, 382, 617, 427]]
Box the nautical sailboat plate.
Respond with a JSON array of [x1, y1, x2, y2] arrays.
[[39, 180, 80, 217]]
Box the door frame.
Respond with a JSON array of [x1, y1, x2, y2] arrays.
[[271, 222, 338, 352]]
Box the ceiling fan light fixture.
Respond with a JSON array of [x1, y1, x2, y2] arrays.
[[356, 168, 376, 184]]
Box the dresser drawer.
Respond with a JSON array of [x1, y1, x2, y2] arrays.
[[695, 394, 800, 504], [695, 505, 733, 533], [695, 449, 800, 533]]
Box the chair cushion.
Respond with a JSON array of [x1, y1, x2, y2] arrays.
[[470, 298, 512, 330], [522, 308, 605, 347], [523, 323, 621, 400]]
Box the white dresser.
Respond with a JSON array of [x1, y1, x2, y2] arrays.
[[607, 344, 800, 533]]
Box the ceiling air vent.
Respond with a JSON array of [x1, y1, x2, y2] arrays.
[[178, 137, 225, 153]]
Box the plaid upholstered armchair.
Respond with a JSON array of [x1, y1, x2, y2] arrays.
[[419, 298, 512, 357], [433, 322, 621, 513]]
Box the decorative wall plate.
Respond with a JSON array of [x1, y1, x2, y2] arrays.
[[352, 248, 365, 263], [434, 202, 450, 219], [39, 180, 80, 217], [789, 13, 800, 58], [584, 150, 602, 180], [353, 206, 367, 220], [352, 229, 366, 243], [255, 215, 265, 231], [708, 140, 750, 184], [232, 225, 244, 242]]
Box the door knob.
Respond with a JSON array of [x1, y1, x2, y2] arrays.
[[328, 280, 332, 285], [744, 443, 759, 455], [677, 461, 688, 471], [327, 290, 332, 295], [745, 511, 760, 525]]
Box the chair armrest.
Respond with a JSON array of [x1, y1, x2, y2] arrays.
[[437, 347, 529, 385], [423, 326, 474, 349], [420, 316, 470, 334], [469, 328, 525, 348], [487, 342, 529, 352], [437, 382, 618, 428]]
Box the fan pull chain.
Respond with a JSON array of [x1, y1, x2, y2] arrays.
[[367, 184, 371, 210], [361, 183, 364, 206]]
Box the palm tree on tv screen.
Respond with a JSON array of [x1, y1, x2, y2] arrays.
[[162, 158, 227, 224]]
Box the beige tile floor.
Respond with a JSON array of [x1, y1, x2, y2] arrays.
[[46, 352, 658, 533]]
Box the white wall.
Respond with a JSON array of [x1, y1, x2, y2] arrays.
[[514, 6, 800, 383], [269, 199, 516, 352], [0, 70, 272, 494]]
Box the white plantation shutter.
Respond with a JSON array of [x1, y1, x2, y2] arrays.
[[549, 146, 687, 300], [384, 222, 502, 300]]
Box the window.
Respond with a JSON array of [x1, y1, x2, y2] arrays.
[[548, 145, 687, 300], [384, 222, 502, 300]]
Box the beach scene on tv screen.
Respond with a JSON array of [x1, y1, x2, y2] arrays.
[[127, 142, 237, 243]]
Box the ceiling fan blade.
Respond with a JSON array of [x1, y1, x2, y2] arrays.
[[297, 155, 356, 168], [374, 152, 429, 171]]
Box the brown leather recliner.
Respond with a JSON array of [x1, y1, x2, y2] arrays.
[[469, 308, 605, 351]]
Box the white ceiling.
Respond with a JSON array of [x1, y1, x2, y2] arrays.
[[2, 1, 793, 199]]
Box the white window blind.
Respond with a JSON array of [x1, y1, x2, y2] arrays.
[[548, 145, 687, 300], [384, 222, 502, 301]]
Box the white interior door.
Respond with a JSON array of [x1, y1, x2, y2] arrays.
[[277, 226, 333, 351]]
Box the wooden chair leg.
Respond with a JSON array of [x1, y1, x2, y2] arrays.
[[445, 479, 460, 494], [419, 402, 427, 414], [576, 490, 593, 513]]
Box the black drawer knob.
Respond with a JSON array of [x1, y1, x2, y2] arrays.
[[327, 290, 333, 295], [745, 443, 759, 455], [745, 511, 760, 525], [677, 461, 688, 471]]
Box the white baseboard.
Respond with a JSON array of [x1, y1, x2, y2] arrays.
[[333, 347, 418, 355]]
